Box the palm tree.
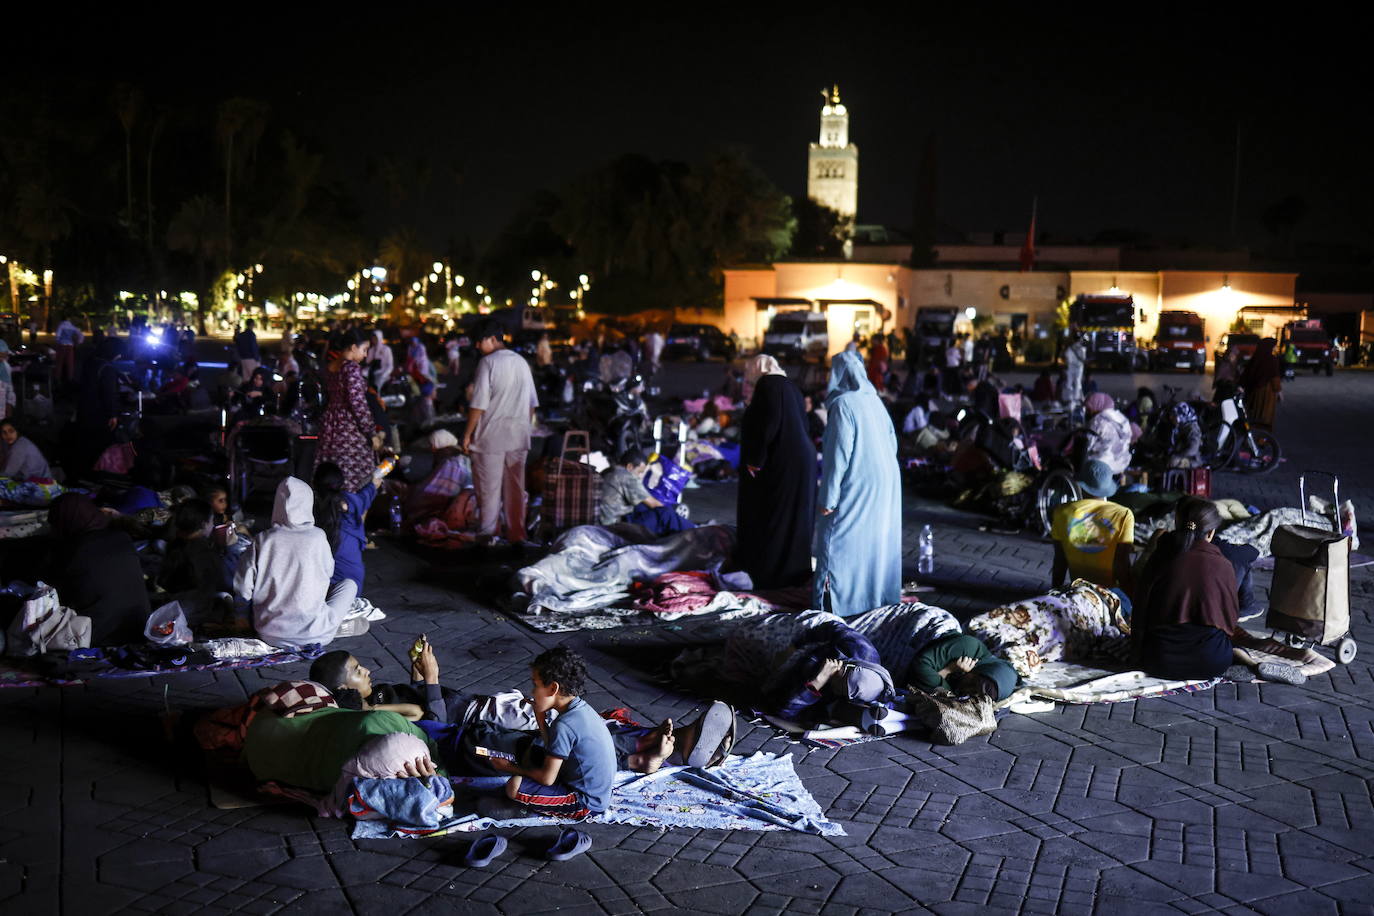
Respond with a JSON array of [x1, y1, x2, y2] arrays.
[[215, 98, 270, 271], [167, 195, 226, 333], [111, 84, 142, 231]]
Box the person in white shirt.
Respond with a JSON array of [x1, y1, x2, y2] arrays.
[[463, 320, 538, 544]]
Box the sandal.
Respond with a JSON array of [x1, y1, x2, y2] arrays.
[[686, 701, 737, 768], [463, 835, 507, 868], [545, 827, 592, 861]]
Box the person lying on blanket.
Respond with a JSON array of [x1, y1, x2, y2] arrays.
[[242, 702, 441, 814], [906, 633, 1019, 701], [311, 643, 735, 775], [764, 619, 898, 727]]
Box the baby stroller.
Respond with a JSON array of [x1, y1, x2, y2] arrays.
[[227, 416, 305, 511], [1266, 471, 1356, 664]]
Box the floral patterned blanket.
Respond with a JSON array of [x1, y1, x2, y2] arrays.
[[966, 580, 1132, 678]]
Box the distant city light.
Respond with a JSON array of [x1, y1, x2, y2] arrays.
[[964, 307, 976, 320], [454, 275, 465, 286], [432, 261, 443, 273], [531, 269, 541, 281], [578, 274, 589, 285], [370, 266, 387, 281]]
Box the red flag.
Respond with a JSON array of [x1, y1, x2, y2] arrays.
[[1019, 197, 1037, 272]]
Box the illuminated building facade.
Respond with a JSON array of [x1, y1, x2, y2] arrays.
[[807, 86, 858, 223]]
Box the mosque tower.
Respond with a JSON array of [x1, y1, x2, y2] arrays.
[[806, 85, 859, 225]]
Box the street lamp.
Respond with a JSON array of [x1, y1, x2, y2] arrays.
[[531, 269, 542, 281]]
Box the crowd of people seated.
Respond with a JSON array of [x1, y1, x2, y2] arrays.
[[0, 317, 1341, 846]]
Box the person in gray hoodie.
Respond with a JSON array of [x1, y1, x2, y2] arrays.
[[234, 477, 357, 647]]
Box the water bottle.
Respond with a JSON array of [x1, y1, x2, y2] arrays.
[[918, 524, 934, 576], [389, 494, 403, 534]]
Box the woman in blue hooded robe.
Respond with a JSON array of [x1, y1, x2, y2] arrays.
[[813, 350, 903, 616]]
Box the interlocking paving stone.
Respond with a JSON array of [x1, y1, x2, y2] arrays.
[[2, 365, 1374, 913]]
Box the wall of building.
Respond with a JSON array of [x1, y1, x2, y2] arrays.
[[1159, 271, 1297, 345], [717, 264, 1298, 358], [907, 269, 1068, 337]]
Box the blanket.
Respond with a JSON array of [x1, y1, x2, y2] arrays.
[[846, 602, 963, 685], [1009, 665, 1221, 706], [506, 599, 773, 635], [0, 478, 71, 508], [0, 639, 324, 688], [0, 509, 46, 539], [966, 580, 1131, 678], [352, 752, 844, 839], [513, 524, 738, 616]]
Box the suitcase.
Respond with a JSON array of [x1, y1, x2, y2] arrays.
[[1264, 471, 1356, 663], [542, 430, 601, 530]]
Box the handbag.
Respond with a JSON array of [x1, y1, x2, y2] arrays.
[[906, 690, 997, 745], [4, 583, 92, 656]]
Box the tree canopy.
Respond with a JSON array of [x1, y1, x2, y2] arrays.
[[485, 151, 795, 314]]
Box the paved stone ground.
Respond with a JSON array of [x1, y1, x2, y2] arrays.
[[2, 366, 1372, 915]]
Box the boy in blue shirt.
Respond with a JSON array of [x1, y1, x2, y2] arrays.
[[488, 647, 617, 818]]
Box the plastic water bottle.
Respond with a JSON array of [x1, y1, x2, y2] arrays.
[[389, 495, 403, 534], [918, 524, 934, 575]]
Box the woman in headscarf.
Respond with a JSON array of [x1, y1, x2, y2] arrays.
[[369, 328, 394, 390], [737, 355, 816, 589], [814, 350, 902, 617], [1131, 497, 1260, 681], [1239, 337, 1282, 430], [315, 329, 377, 492], [1083, 392, 1132, 475], [46, 493, 151, 645]]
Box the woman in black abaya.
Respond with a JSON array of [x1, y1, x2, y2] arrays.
[[736, 355, 817, 589]]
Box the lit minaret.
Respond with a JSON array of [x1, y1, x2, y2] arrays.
[[807, 85, 858, 224]]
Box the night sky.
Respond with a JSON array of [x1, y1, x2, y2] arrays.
[[21, 10, 1374, 257]]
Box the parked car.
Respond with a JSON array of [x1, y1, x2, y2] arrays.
[[762, 311, 830, 363], [663, 324, 737, 361]]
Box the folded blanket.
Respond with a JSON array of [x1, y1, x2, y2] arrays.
[[349, 775, 456, 834]]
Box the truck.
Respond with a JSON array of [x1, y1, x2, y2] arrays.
[[912, 306, 959, 363], [1280, 319, 1335, 376], [1151, 310, 1207, 372], [1069, 294, 1138, 371]]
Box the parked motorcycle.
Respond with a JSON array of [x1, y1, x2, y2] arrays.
[[576, 373, 650, 457], [1200, 387, 1282, 474]]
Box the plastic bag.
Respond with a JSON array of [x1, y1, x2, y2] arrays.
[[145, 601, 193, 646], [644, 456, 692, 505], [5, 582, 91, 656]]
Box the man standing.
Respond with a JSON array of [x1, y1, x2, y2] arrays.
[[54, 315, 84, 388], [234, 319, 261, 380], [463, 320, 537, 545], [1063, 325, 1086, 420]]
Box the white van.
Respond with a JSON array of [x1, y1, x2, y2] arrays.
[[763, 311, 829, 363]]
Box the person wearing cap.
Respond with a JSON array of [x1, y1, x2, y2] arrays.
[[463, 320, 537, 545], [1049, 459, 1135, 591]]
